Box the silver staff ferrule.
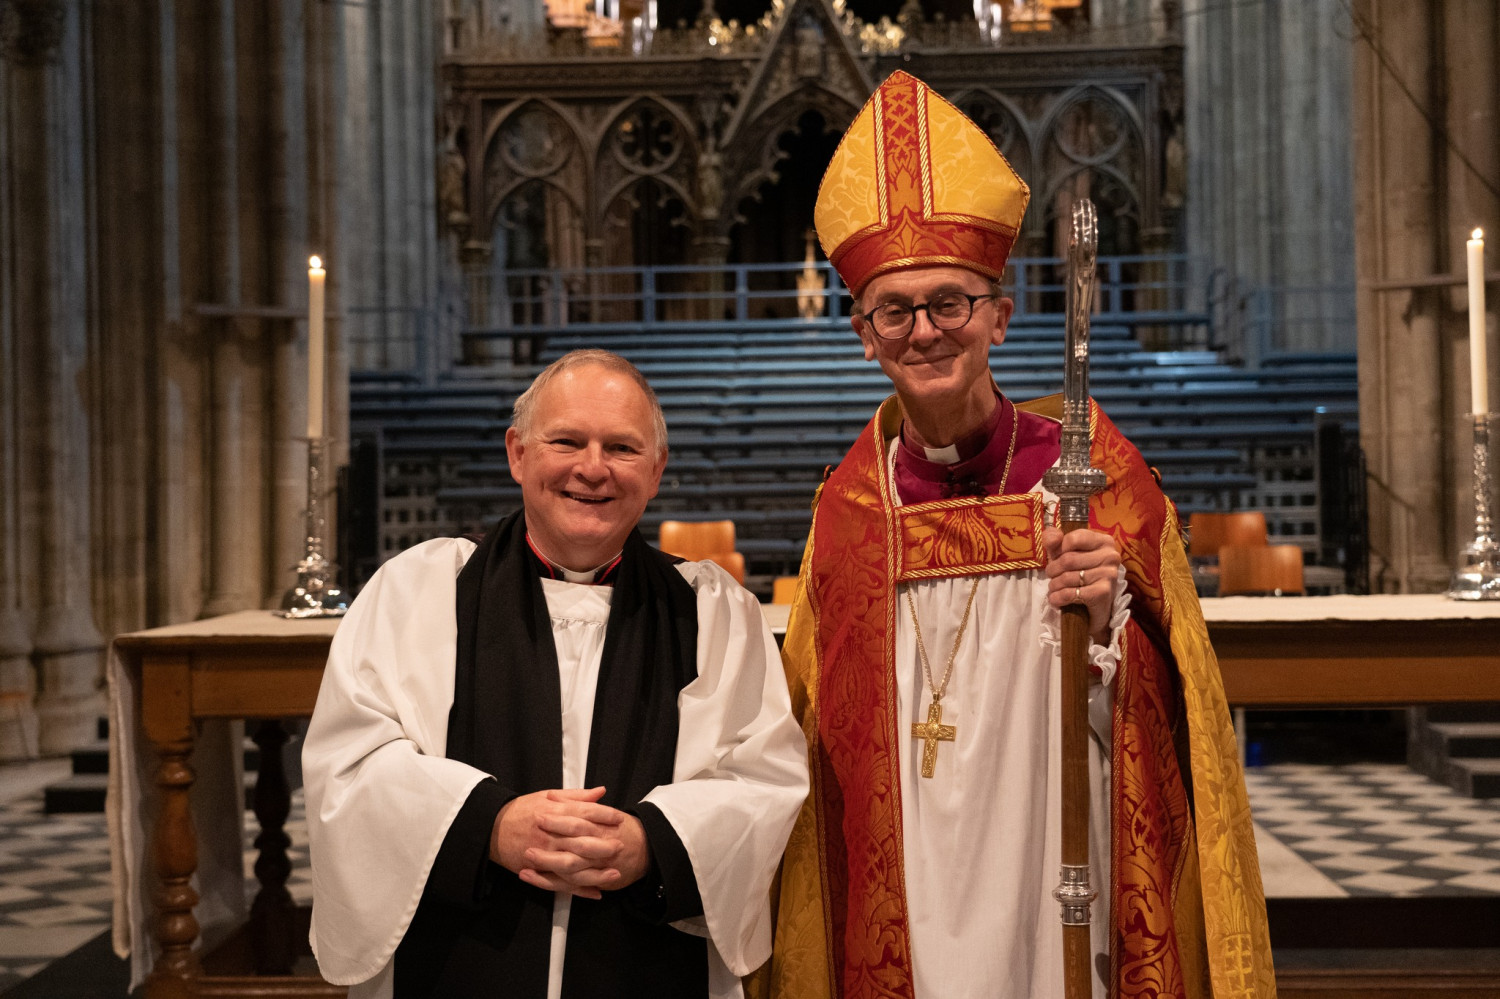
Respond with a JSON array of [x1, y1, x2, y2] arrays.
[[1053, 863, 1098, 926]]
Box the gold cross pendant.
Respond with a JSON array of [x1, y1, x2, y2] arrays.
[[911, 699, 957, 778]]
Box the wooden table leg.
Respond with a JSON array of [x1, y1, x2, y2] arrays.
[[250, 719, 296, 975], [142, 654, 200, 998]]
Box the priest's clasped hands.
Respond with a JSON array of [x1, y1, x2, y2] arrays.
[[489, 786, 650, 899], [1040, 526, 1123, 646]]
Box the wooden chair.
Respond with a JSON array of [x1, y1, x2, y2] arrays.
[[771, 575, 799, 605], [659, 519, 736, 559], [1218, 543, 1305, 596], [659, 520, 745, 583], [706, 551, 746, 584], [1214, 538, 1304, 769], [1187, 511, 1268, 560]]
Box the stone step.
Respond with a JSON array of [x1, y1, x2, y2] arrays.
[[1426, 722, 1500, 759], [44, 766, 292, 815], [1420, 703, 1500, 725], [43, 773, 108, 814], [1408, 705, 1500, 799], [69, 739, 109, 775], [1447, 757, 1500, 799], [43, 733, 293, 815]]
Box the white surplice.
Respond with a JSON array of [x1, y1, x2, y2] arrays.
[[302, 537, 808, 999], [886, 442, 1128, 999]]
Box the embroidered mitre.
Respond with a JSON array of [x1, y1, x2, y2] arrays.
[[813, 69, 1031, 297]]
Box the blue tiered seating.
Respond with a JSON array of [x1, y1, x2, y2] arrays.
[[352, 316, 1358, 591]]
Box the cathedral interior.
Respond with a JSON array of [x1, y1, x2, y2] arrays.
[[0, 0, 1498, 993]]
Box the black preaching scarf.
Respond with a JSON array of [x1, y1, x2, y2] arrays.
[[393, 510, 707, 998]]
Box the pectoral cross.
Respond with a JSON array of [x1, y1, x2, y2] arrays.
[[911, 700, 956, 778]]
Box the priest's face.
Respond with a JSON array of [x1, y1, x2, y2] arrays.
[[853, 265, 1014, 426], [505, 364, 667, 571]]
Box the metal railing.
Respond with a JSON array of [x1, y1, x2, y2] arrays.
[[1241, 285, 1358, 365], [349, 257, 1357, 380], [464, 253, 1208, 330], [465, 260, 851, 329], [347, 305, 447, 382]]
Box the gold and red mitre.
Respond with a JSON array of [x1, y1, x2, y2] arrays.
[[814, 70, 1030, 298]]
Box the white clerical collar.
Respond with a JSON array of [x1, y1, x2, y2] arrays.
[[922, 443, 961, 464], [526, 533, 623, 585]]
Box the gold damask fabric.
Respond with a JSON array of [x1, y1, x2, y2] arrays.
[[765, 395, 1276, 999], [895, 493, 1046, 582]]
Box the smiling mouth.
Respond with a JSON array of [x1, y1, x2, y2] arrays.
[[564, 491, 612, 504]]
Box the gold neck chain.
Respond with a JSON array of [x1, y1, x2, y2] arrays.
[[904, 577, 983, 705], [903, 398, 1019, 779], [996, 396, 1019, 493]]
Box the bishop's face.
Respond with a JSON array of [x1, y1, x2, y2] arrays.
[[506, 364, 667, 571], [853, 265, 1014, 424]]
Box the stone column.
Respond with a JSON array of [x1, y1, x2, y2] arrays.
[[0, 47, 38, 758], [89, 0, 166, 640], [4, 0, 107, 752], [1275, 0, 1356, 352], [87, 0, 347, 635], [266, 0, 313, 605], [691, 233, 731, 322], [200, 0, 261, 618], [0, 0, 355, 765], [341, 0, 378, 371], [1441, 0, 1499, 580], [151, 0, 212, 628], [1184, 0, 1356, 356], [340, 0, 440, 378], [1353, 0, 1450, 592]]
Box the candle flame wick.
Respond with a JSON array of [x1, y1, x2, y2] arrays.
[[309, 255, 323, 270], [1474, 229, 1485, 242]]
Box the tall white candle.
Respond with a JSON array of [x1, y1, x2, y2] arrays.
[[308, 255, 326, 438], [1470, 230, 1488, 416]]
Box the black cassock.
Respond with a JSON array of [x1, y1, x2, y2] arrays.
[[393, 511, 708, 999]]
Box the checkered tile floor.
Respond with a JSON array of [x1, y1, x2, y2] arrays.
[[0, 763, 1494, 991], [1245, 763, 1500, 897], [0, 785, 310, 993]]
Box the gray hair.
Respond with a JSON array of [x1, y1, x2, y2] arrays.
[[510, 349, 669, 457]]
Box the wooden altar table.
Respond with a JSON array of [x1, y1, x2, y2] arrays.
[[759, 592, 1500, 704], [1201, 592, 1500, 705], [110, 596, 1500, 997], [109, 610, 343, 999]]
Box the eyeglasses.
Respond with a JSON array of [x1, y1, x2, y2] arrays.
[[856, 291, 999, 340]]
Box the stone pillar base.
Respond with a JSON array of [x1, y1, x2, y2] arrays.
[[36, 690, 106, 757], [32, 613, 106, 756], [0, 695, 40, 760], [0, 615, 38, 760]]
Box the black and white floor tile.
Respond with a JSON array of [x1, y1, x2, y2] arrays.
[[1247, 763, 1500, 898], [0, 761, 1494, 991], [0, 761, 310, 993]]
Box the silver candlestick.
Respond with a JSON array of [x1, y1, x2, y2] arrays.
[[1448, 413, 1500, 600], [280, 436, 351, 617]]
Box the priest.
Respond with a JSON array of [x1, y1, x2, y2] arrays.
[[304, 349, 809, 999], [766, 72, 1275, 998]]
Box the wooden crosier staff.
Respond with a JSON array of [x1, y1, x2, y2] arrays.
[[1042, 199, 1105, 999]]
